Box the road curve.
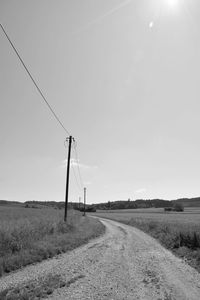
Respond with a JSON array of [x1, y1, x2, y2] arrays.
[[0, 217, 200, 299], [48, 217, 200, 300]]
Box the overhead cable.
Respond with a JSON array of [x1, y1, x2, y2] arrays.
[[71, 163, 82, 192], [0, 23, 71, 136], [73, 143, 84, 189]]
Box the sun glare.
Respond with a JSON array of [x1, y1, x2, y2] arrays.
[[166, 0, 179, 8]]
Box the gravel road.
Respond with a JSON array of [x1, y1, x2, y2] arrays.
[[0, 217, 200, 300]]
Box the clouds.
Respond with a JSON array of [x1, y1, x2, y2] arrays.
[[71, 158, 98, 170], [135, 188, 146, 194], [62, 158, 98, 170], [61, 159, 98, 188], [84, 181, 92, 186]]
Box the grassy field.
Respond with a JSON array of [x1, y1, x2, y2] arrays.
[[93, 207, 200, 272], [0, 205, 105, 277]]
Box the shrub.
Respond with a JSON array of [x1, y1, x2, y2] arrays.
[[164, 207, 173, 212], [173, 203, 184, 212]]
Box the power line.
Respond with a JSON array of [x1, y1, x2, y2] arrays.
[[0, 23, 71, 136], [71, 163, 82, 192], [64, 138, 83, 192], [73, 143, 84, 189]]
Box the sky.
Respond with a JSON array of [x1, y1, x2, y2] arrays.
[[0, 0, 200, 204]]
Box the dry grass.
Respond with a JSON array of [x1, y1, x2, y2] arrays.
[[0, 206, 105, 277], [93, 207, 200, 272]]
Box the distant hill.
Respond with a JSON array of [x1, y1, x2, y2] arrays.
[[92, 197, 200, 210], [1, 197, 200, 210], [0, 200, 80, 210], [0, 200, 23, 206], [172, 197, 200, 207]]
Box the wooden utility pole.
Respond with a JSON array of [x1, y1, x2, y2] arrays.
[[64, 136, 73, 222], [83, 187, 86, 216]]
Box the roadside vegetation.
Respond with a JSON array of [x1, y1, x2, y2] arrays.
[[0, 205, 105, 277], [93, 207, 200, 272], [0, 273, 85, 300]]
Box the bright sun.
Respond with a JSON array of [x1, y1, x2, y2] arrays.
[[166, 0, 179, 8]]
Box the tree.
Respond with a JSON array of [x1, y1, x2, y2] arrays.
[[173, 203, 184, 212]]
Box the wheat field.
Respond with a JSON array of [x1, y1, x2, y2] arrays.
[[0, 205, 104, 276]]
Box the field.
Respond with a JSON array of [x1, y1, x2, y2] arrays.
[[93, 207, 200, 272], [0, 205, 105, 277]]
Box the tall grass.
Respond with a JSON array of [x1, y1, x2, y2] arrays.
[[0, 206, 105, 276], [127, 218, 200, 272], [126, 217, 200, 249]]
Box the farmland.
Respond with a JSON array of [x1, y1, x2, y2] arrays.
[[0, 205, 105, 277], [93, 207, 200, 272]]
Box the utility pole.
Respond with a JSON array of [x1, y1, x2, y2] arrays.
[[83, 187, 86, 216], [64, 136, 73, 222]]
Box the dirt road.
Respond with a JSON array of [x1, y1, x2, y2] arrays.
[[1, 217, 200, 299]]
